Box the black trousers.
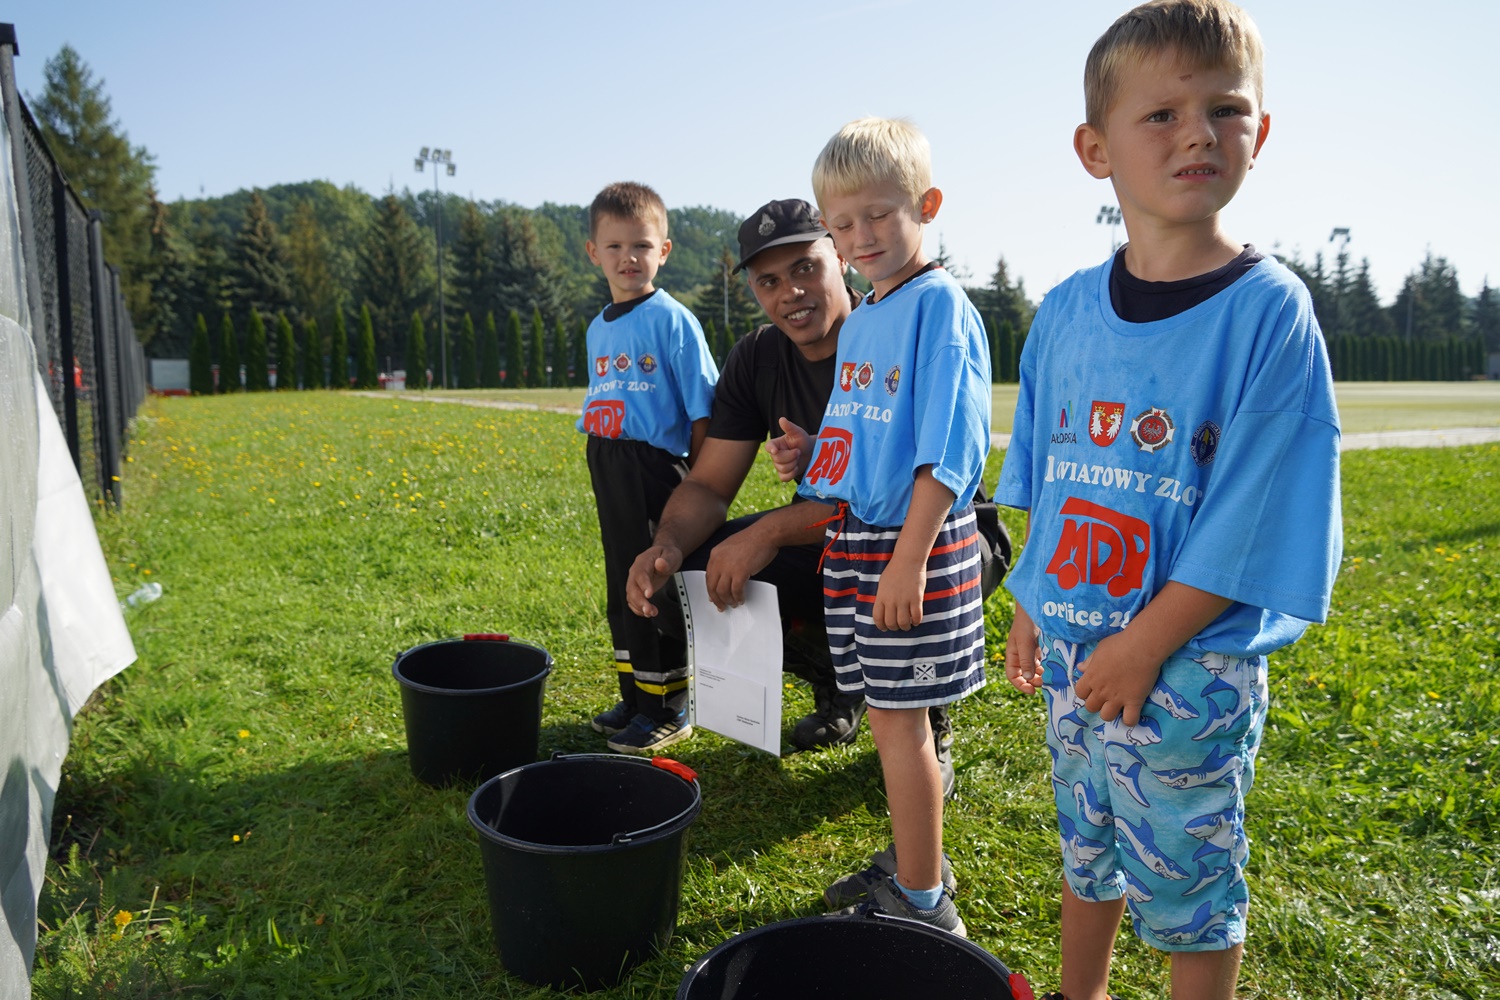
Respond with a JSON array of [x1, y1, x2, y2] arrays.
[[586, 436, 689, 721]]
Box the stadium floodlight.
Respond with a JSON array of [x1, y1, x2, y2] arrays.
[[415, 146, 459, 388], [1096, 204, 1123, 251]]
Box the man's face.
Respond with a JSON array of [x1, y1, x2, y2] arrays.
[[744, 238, 849, 361]]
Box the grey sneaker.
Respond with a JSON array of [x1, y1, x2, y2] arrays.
[[838, 875, 966, 937], [606, 711, 693, 754], [823, 843, 957, 909], [591, 701, 634, 735], [791, 685, 866, 750]]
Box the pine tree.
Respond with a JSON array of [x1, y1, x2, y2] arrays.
[[230, 191, 294, 322], [189, 313, 212, 395], [552, 317, 569, 386], [574, 317, 589, 387], [329, 310, 349, 388], [356, 305, 379, 389], [450, 202, 493, 325], [358, 194, 432, 363], [529, 307, 547, 387], [481, 312, 501, 388], [275, 313, 296, 389], [407, 312, 428, 387], [141, 190, 193, 354], [300, 317, 319, 391], [504, 309, 524, 388], [244, 310, 270, 391], [285, 199, 338, 325], [1473, 280, 1500, 353], [458, 313, 479, 389], [219, 312, 240, 392]]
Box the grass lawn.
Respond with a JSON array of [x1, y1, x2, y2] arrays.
[[31, 390, 1499, 999]]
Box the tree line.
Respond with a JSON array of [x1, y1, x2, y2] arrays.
[[30, 43, 1498, 395]]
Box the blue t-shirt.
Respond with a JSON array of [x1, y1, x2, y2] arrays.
[[797, 268, 991, 527], [575, 291, 718, 457], [996, 255, 1342, 657]]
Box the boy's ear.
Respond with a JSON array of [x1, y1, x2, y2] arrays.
[[659, 237, 672, 262], [1074, 123, 1112, 180], [918, 187, 943, 223], [1248, 111, 1271, 168], [585, 239, 600, 266]]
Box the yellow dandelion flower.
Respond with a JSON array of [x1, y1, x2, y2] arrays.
[[233, 834, 241, 842], [237, 729, 249, 739], [113, 910, 134, 929]]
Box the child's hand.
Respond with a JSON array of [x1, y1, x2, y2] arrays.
[[765, 418, 812, 482], [872, 557, 925, 631], [1004, 603, 1043, 695], [1075, 631, 1161, 727]]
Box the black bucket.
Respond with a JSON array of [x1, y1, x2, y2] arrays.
[[468, 752, 703, 991], [392, 634, 552, 786], [677, 913, 1033, 999]]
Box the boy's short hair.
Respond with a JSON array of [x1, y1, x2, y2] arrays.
[[1084, 0, 1264, 127], [589, 182, 669, 237], [811, 117, 932, 211]]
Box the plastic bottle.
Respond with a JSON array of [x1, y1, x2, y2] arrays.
[[121, 581, 163, 609]]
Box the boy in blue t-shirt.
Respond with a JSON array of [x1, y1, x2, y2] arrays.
[[996, 3, 1342, 997], [577, 182, 718, 754], [773, 118, 991, 935]]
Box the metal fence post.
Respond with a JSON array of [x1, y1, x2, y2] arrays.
[[0, 25, 48, 369], [87, 211, 117, 504]]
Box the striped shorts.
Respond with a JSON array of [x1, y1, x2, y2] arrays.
[[822, 503, 987, 710]]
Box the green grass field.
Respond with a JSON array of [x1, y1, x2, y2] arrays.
[[30, 389, 1500, 999]]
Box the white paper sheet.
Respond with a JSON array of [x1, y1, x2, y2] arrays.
[[679, 571, 783, 756]]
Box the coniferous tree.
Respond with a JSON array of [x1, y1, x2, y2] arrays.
[[458, 313, 479, 389], [275, 313, 296, 389], [300, 317, 319, 390], [450, 202, 493, 324], [529, 307, 547, 387], [230, 192, 294, 323], [219, 312, 240, 392], [481, 312, 501, 388], [553, 317, 569, 386], [702, 318, 720, 367], [504, 309, 524, 388], [244, 310, 270, 391], [407, 312, 428, 387], [358, 194, 431, 363], [1473, 280, 1499, 353], [574, 317, 589, 387], [329, 309, 349, 388], [285, 199, 338, 325], [189, 313, 212, 395], [141, 191, 194, 354], [356, 305, 379, 389]]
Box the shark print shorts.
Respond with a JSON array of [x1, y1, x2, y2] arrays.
[[1038, 630, 1268, 952]]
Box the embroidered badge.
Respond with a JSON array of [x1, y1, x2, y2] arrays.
[[757, 213, 775, 237], [1130, 407, 1175, 453], [613, 352, 631, 373], [840, 362, 856, 392], [1190, 420, 1220, 466], [855, 361, 874, 390], [1089, 401, 1125, 447], [884, 366, 900, 396], [594, 356, 608, 378], [913, 663, 938, 683], [638, 353, 657, 374]]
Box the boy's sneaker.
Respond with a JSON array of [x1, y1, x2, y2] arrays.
[[606, 711, 693, 754], [791, 685, 865, 750], [838, 875, 966, 937], [823, 843, 956, 908], [590, 701, 635, 736]]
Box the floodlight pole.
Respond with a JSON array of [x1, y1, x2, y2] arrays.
[[1328, 227, 1351, 338], [416, 147, 457, 388]]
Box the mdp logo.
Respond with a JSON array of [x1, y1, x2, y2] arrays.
[[805, 427, 854, 486], [1044, 497, 1151, 597], [582, 400, 626, 439]]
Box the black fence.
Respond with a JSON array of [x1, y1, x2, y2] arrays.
[[1, 25, 145, 506]]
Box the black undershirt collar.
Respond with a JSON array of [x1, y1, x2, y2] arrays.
[[602, 288, 658, 322], [866, 261, 942, 304], [1109, 245, 1263, 323]]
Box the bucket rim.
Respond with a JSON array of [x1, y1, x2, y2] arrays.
[[391, 636, 554, 697], [676, 912, 1018, 999], [467, 752, 702, 855]]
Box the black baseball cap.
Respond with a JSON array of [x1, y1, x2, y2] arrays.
[[733, 198, 831, 273]]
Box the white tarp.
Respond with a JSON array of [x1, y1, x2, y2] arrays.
[[0, 92, 135, 1000]]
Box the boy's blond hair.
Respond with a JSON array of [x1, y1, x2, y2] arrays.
[[589, 181, 669, 237], [811, 117, 932, 211], [1084, 0, 1264, 127]]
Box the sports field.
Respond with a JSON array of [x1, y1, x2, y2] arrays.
[[30, 387, 1499, 999]]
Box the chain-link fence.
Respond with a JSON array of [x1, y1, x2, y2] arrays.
[[2, 25, 145, 506]]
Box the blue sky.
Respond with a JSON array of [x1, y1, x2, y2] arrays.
[[12, 0, 1495, 303]]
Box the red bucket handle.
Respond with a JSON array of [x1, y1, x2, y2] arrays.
[[651, 757, 697, 783], [463, 633, 510, 642]]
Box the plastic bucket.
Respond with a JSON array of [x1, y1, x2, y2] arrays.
[[467, 752, 702, 991], [392, 634, 552, 786], [677, 913, 1033, 999]]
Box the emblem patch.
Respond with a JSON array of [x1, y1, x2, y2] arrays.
[[1190, 420, 1220, 466], [613, 352, 631, 373], [884, 366, 900, 396], [1130, 407, 1175, 453], [840, 362, 856, 392], [757, 213, 775, 237], [1089, 401, 1125, 447], [638, 353, 657, 374], [594, 356, 608, 378], [855, 361, 874, 390], [913, 663, 938, 683]]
